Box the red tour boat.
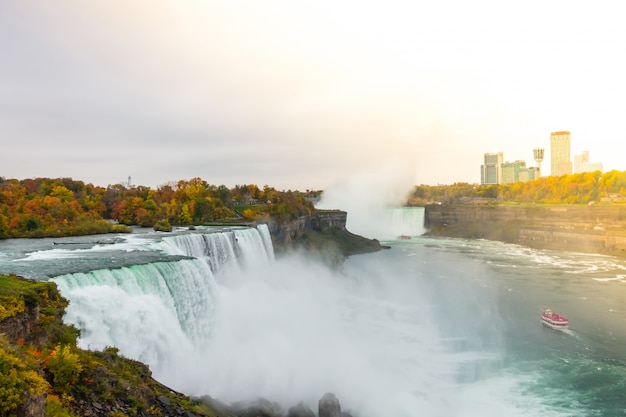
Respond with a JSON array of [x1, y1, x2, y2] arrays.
[[541, 308, 569, 330]]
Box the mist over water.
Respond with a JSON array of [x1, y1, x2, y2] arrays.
[[317, 160, 418, 239], [3, 214, 626, 416]]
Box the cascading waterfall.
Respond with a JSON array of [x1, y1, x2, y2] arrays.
[[52, 225, 276, 390], [334, 206, 426, 240], [387, 207, 426, 237], [152, 225, 274, 274], [232, 224, 275, 267], [53, 259, 218, 384]]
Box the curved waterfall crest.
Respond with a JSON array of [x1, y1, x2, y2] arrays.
[[51, 225, 276, 381], [155, 225, 275, 274], [53, 259, 218, 345]]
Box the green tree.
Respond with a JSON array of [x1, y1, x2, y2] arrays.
[[178, 204, 192, 224]]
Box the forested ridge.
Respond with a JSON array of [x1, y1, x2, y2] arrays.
[[409, 170, 626, 205], [0, 177, 319, 239], [5, 170, 626, 239]]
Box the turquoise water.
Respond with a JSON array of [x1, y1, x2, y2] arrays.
[[1, 219, 625, 416], [373, 236, 626, 416]]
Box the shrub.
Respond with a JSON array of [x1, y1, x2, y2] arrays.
[[45, 394, 79, 417], [0, 340, 50, 415], [45, 345, 83, 394], [153, 219, 172, 232]]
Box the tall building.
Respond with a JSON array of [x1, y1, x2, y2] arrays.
[[501, 161, 541, 184], [522, 166, 541, 182], [574, 151, 603, 173], [501, 160, 526, 184], [481, 152, 503, 185], [550, 131, 572, 176], [574, 151, 589, 173]]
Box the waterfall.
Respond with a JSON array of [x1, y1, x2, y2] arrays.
[[153, 225, 274, 275], [52, 258, 218, 385], [233, 224, 275, 268], [342, 206, 426, 240], [51, 225, 274, 389], [388, 207, 426, 238]]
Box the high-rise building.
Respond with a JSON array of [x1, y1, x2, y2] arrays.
[[501, 160, 526, 184], [501, 161, 540, 183], [574, 151, 603, 173], [574, 151, 589, 173], [481, 152, 503, 185], [550, 131, 572, 176], [523, 167, 541, 182]]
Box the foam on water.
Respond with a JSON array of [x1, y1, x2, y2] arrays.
[[7, 218, 626, 416]]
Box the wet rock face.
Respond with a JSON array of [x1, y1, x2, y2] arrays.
[[424, 204, 626, 256], [288, 401, 315, 417], [264, 211, 348, 245], [229, 394, 354, 417], [0, 306, 38, 341], [19, 391, 46, 417], [318, 393, 341, 417], [231, 398, 284, 417]]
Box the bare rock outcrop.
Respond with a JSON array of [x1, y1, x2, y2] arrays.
[[288, 401, 316, 417]]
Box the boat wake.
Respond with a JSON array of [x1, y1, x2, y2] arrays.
[[561, 329, 578, 338]]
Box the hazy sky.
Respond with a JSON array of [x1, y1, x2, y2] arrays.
[[1, 1, 625, 191]]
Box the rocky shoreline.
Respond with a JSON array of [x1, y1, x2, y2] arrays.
[[424, 203, 626, 257]]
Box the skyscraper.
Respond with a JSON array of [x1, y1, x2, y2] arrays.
[[575, 151, 603, 173], [574, 151, 589, 173], [501, 160, 526, 184], [550, 131, 572, 176], [481, 152, 503, 184]]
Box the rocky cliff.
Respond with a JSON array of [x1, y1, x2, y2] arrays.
[[263, 209, 385, 263], [263, 210, 347, 244], [424, 204, 626, 257]]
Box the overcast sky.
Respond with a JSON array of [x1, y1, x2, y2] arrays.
[[1, 1, 625, 192]]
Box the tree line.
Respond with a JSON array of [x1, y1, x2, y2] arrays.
[[408, 170, 626, 205], [0, 177, 320, 238]]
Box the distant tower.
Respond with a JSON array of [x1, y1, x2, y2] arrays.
[[128, 176, 132, 188], [550, 131, 572, 176], [533, 147, 544, 175]]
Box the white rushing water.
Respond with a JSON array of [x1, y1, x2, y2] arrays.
[[1, 212, 622, 416]]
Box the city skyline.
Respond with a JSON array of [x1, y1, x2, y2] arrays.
[[481, 130, 604, 185]]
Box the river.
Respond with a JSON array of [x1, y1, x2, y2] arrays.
[[1, 209, 625, 416]]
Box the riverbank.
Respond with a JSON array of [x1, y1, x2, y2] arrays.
[[424, 203, 626, 258]]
